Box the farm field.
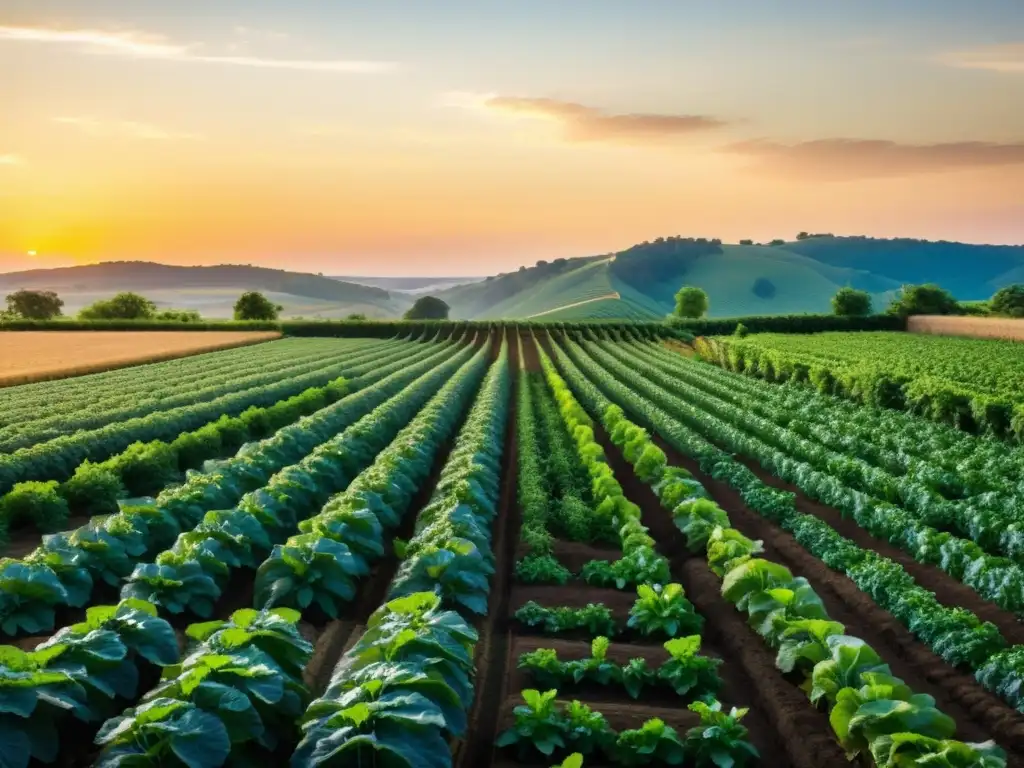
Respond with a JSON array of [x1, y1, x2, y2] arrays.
[[703, 330, 1024, 439], [1, 325, 1022, 768], [0, 330, 282, 386], [908, 314, 1024, 342]]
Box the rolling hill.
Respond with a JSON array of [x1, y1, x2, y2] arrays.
[[0, 262, 410, 319], [438, 236, 1024, 320]]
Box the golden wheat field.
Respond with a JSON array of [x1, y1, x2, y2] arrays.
[[0, 331, 282, 387], [908, 315, 1024, 341]]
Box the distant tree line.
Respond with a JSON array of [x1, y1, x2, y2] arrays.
[[1, 289, 287, 322]]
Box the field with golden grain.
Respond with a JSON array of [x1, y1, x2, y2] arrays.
[[0, 330, 282, 386], [908, 314, 1024, 341]]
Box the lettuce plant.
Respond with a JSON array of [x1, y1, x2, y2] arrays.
[[496, 688, 567, 758], [569, 637, 619, 686], [562, 699, 615, 755], [656, 636, 722, 698], [869, 733, 1006, 767], [628, 583, 703, 638], [513, 601, 618, 636], [682, 700, 760, 767], [810, 635, 891, 707], [620, 657, 656, 700], [613, 718, 685, 766], [516, 554, 572, 585]]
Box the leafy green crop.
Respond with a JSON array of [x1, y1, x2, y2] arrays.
[[682, 700, 760, 767], [628, 583, 703, 638], [514, 601, 619, 636], [516, 554, 572, 585]]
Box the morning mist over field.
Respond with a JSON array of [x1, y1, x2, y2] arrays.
[[1, 0, 1023, 277]]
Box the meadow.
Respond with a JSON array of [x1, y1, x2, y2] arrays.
[[0, 322, 1021, 768]]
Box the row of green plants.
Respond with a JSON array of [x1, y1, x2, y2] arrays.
[[0, 346, 383, 499], [0, 339, 466, 636], [0, 338, 387, 452], [0, 336, 370, 428], [551, 333, 1010, 765], [499, 689, 757, 767], [642, 338, 1023, 500], [290, 344, 512, 766], [533, 338, 671, 591], [387, 337, 511, 613], [570, 337, 1024, 680], [514, 582, 704, 639], [520, 634, 722, 700], [699, 334, 1024, 440], [122, 341, 484, 617], [95, 606, 313, 767], [667, 313, 905, 336], [0, 597, 180, 768], [0, 375, 349, 539], [518, 335, 761, 767], [600, 339, 1024, 604], [252, 342, 490, 616]]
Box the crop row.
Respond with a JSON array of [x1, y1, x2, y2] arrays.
[[120, 338, 484, 618], [704, 332, 1024, 440], [644, 339, 1024, 499], [0, 338, 397, 451], [547, 331, 1008, 766], [0, 336, 361, 425], [602, 339, 1024, 606], [0, 341, 420, 498], [292, 336, 512, 765], [0, 337, 466, 637], [503, 334, 760, 767]]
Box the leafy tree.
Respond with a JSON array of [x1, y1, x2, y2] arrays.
[[674, 286, 708, 319], [769, 239, 786, 246], [404, 295, 450, 320], [739, 239, 754, 246], [796, 231, 810, 240], [234, 291, 282, 321], [885, 283, 959, 317], [752, 278, 776, 299], [991, 284, 1024, 318], [345, 313, 368, 321], [831, 287, 872, 316], [79, 292, 157, 320], [5, 289, 64, 320]]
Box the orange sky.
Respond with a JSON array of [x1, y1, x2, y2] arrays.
[[1, 1, 1023, 275]]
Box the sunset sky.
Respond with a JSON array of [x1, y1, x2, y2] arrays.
[[1, 0, 1023, 276]]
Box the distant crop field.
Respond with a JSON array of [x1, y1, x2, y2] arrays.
[[909, 314, 1024, 341], [0, 330, 281, 386]]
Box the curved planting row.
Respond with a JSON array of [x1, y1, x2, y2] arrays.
[[0, 341, 414, 497], [0, 337, 359, 427], [120, 339, 483, 617], [551, 331, 1012, 764], [703, 332, 1024, 441], [0, 338, 396, 451], [290, 337, 512, 766], [251, 338, 490, 616], [616, 338, 1024, 576], [644, 340, 1024, 496], [0, 375, 349, 543], [0, 338, 465, 637]]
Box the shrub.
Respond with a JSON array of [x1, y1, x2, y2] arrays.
[[991, 284, 1024, 318], [60, 462, 125, 516], [79, 292, 157, 320], [885, 283, 959, 317], [404, 296, 450, 320], [0, 480, 69, 532], [831, 287, 872, 317], [5, 289, 63, 320]]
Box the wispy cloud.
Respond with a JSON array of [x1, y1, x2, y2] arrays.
[[938, 42, 1024, 73], [0, 154, 25, 166], [0, 24, 396, 73], [725, 138, 1024, 180], [55, 116, 203, 141], [463, 95, 727, 144]]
